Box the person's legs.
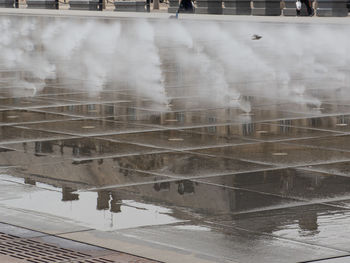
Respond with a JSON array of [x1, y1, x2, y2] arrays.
[[301, 0, 313, 15]]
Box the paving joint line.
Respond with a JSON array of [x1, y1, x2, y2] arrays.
[[263, 121, 349, 134], [224, 195, 350, 216], [118, 231, 233, 263], [0, 221, 52, 238], [207, 221, 350, 254], [298, 254, 350, 263]]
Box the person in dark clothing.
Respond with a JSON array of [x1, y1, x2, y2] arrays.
[[178, 0, 194, 13], [296, 0, 313, 16]]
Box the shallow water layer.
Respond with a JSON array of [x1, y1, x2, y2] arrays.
[[1, 15, 350, 263]]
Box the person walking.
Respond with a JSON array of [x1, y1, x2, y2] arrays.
[[296, 0, 313, 16]]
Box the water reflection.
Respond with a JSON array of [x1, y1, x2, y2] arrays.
[[62, 186, 79, 202], [95, 190, 122, 214], [2, 20, 350, 255], [24, 177, 36, 186], [298, 211, 319, 236], [97, 191, 111, 211], [8, 160, 350, 228], [176, 180, 195, 195], [0, 174, 182, 231], [231, 203, 322, 239], [2, 113, 350, 233]]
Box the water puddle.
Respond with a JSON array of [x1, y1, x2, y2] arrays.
[[0, 174, 182, 231]]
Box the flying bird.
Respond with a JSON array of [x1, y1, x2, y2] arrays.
[[252, 34, 262, 40]]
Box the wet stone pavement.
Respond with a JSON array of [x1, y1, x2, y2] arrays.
[[2, 16, 350, 263], [2, 83, 350, 263]]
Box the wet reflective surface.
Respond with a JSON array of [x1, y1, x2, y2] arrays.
[[1, 16, 350, 263]]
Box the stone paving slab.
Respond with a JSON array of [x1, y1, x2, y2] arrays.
[[0, 109, 75, 125], [305, 256, 350, 262], [60, 229, 228, 263], [0, 205, 91, 235], [0, 97, 82, 110], [106, 222, 346, 263], [288, 134, 350, 152], [272, 103, 350, 117], [265, 116, 350, 134], [31, 104, 131, 118], [216, 203, 350, 252], [86, 151, 273, 178], [183, 122, 338, 143], [2, 137, 163, 159], [101, 129, 254, 151], [298, 161, 350, 177], [6, 160, 171, 187], [0, 222, 45, 238], [193, 168, 350, 201], [20, 119, 162, 137], [0, 147, 68, 167], [0, 126, 75, 145], [38, 91, 139, 103], [193, 142, 350, 167], [103, 108, 316, 128]]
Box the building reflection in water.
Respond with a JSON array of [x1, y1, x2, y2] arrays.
[[62, 186, 79, 202], [153, 180, 195, 195], [14, 131, 349, 237], [298, 211, 319, 236], [35, 141, 53, 155], [6, 90, 350, 236], [24, 177, 36, 186], [110, 192, 122, 213], [16, 171, 326, 236], [280, 119, 292, 133], [96, 191, 122, 214], [153, 182, 170, 192], [97, 191, 110, 211], [176, 180, 195, 195]]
